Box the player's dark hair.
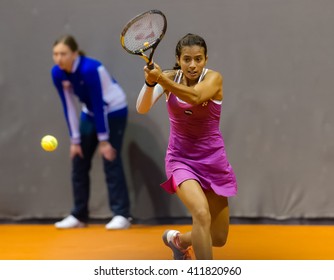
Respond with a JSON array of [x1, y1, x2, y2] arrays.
[[173, 33, 207, 70], [53, 35, 86, 56]]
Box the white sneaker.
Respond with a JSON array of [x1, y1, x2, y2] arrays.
[[105, 215, 131, 230], [54, 215, 86, 229]]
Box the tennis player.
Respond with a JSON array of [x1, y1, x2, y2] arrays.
[[136, 33, 238, 259]]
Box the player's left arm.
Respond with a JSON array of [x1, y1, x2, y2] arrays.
[[147, 67, 223, 105], [194, 70, 223, 102]]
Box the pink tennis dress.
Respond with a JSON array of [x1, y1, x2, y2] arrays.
[[160, 69, 237, 197]]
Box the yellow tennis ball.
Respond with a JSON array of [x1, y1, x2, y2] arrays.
[[41, 135, 58, 152], [143, 41, 149, 47]]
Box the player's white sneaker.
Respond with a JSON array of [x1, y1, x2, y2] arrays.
[[54, 215, 86, 229], [105, 215, 131, 230], [162, 230, 191, 260]]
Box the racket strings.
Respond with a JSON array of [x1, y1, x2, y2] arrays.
[[123, 14, 165, 52]]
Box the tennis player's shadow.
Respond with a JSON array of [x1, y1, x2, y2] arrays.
[[127, 121, 174, 220]]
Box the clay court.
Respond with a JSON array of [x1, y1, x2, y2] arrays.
[[1, 224, 333, 260]]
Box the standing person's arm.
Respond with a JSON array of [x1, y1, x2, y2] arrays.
[[51, 68, 83, 159], [83, 67, 116, 161]]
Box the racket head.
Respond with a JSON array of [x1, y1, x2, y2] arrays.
[[120, 10, 167, 56]]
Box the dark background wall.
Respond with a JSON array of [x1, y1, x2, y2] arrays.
[[1, 0, 333, 221]]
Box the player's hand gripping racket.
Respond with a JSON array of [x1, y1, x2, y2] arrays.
[[120, 10, 167, 69]]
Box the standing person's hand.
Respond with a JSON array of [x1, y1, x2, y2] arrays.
[[70, 144, 84, 159], [98, 141, 117, 161]]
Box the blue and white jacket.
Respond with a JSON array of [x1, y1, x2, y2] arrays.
[[51, 56, 127, 144]]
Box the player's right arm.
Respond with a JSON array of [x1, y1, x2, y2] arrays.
[[136, 67, 174, 114], [136, 83, 164, 114]]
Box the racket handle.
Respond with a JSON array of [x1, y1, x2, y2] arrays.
[[147, 62, 155, 70]]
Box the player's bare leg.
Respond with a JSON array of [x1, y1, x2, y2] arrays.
[[176, 180, 213, 260]]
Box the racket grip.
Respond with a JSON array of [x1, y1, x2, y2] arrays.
[[147, 62, 155, 70]]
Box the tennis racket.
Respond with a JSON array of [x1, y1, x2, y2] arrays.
[[120, 10, 167, 69]]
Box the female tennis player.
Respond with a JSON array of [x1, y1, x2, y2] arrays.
[[136, 33, 238, 260]]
